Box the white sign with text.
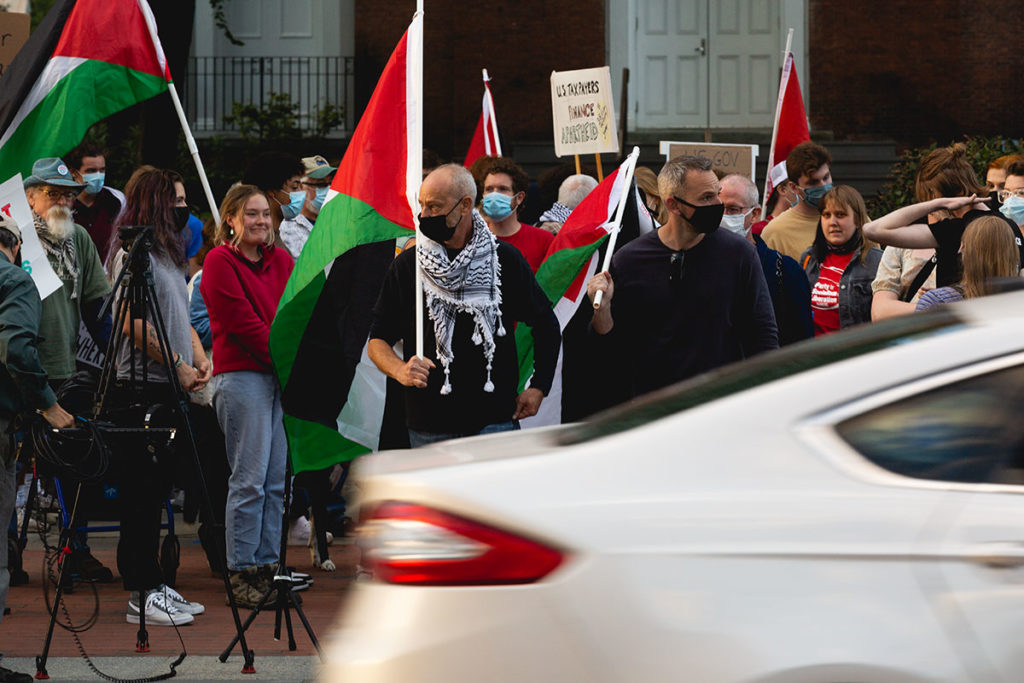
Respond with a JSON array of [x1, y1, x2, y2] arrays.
[[0, 174, 62, 299], [550, 66, 619, 157]]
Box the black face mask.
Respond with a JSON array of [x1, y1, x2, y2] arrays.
[[173, 206, 190, 231], [673, 196, 725, 234], [418, 200, 462, 244], [989, 189, 1003, 210]]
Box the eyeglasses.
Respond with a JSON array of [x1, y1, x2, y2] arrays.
[[41, 188, 78, 201], [997, 188, 1024, 202], [669, 251, 686, 285]]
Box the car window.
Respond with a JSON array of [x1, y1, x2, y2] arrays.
[[558, 309, 963, 447], [836, 364, 1024, 484]]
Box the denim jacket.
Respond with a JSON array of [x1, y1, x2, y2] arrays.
[[800, 246, 883, 330]]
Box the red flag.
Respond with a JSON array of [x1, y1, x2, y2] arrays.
[[763, 52, 810, 211], [463, 71, 501, 167]]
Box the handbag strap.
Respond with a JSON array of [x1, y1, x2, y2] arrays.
[[900, 254, 938, 303]]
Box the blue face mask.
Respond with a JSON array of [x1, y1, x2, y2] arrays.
[[1000, 195, 1024, 226], [801, 183, 833, 210], [311, 187, 329, 213], [481, 192, 516, 221], [280, 190, 306, 220], [82, 172, 104, 195]]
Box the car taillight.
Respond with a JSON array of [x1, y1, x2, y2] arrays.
[[358, 501, 564, 586]]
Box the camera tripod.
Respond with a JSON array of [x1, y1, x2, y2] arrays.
[[34, 226, 256, 678], [218, 459, 322, 661]]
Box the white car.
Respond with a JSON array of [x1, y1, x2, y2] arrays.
[[322, 291, 1024, 683]]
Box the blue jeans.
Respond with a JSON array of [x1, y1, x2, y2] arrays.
[[408, 420, 519, 448], [213, 371, 287, 571]]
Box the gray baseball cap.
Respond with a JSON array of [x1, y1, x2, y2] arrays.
[[23, 157, 86, 190], [0, 212, 21, 241]]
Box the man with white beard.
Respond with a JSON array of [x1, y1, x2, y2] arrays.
[[24, 158, 111, 388], [24, 158, 113, 582]]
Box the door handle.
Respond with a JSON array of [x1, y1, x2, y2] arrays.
[[969, 542, 1024, 569], [695, 38, 706, 57]]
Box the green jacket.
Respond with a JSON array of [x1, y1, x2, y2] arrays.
[[0, 251, 57, 430]]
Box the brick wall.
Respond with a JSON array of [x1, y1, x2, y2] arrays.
[[809, 0, 1017, 145], [355, 0, 605, 160]]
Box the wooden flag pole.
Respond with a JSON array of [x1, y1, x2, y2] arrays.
[[595, 154, 604, 181], [574, 154, 581, 174]]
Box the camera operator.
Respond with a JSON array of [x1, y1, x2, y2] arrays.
[[108, 167, 210, 627], [0, 213, 73, 683]]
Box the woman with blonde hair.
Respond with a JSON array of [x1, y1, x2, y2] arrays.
[[199, 184, 294, 608], [633, 165, 667, 225], [864, 143, 1024, 289], [916, 216, 1021, 310], [800, 185, 882, 335]]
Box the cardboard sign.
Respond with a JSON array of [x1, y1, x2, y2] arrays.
[[659, 141, 759, 181], [0, 12, 30, 80], [0, 174, 63, 299], [551, 66, 619, 157]]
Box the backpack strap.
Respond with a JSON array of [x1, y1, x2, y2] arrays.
[[899, 254, 938, 303]]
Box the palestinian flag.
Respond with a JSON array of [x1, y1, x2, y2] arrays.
[[0, 0, 172, 181], [463, 69, 501, 167], [271, 14, 422, 473], [762, 50, 810, 212], [516, 152, 653, 427]]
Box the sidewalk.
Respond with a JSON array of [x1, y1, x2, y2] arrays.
[[2, 520, 358, 682]]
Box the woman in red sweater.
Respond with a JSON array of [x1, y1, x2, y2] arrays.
[[200, 184, 294, 608]]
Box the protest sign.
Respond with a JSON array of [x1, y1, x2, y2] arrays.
[[0, 12, 30, 80], [551, 66, 619, 158], [659, 141, 759, 181], [0, 173, 63, 299]]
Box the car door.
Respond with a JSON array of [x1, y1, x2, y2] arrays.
[[832, 357, 1024, 682]]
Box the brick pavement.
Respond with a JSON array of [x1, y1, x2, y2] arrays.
[[1, 524, 358, 674]]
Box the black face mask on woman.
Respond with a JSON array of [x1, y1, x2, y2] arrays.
[[173, 206, 190, 231], [418, 200, 462, 244], [673, 196, 725, 234]]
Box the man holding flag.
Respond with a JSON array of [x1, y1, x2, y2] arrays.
[[587, 155, 778, 398], [367, 164, 559, 447]]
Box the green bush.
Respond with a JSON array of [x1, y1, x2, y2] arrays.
[[869, 135, 1024, 217]]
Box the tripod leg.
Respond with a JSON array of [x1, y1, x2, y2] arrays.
[[285, 586, 322, 657], [35, 483, 84, 679]]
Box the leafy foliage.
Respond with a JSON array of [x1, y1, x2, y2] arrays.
[[223, 91, 345, 144], [869, 135, 1024, 217]]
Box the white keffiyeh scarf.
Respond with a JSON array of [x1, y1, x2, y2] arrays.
[[538, 201, 572, 225], [417, 211, 505, 395], [34, 211, 80, 300]]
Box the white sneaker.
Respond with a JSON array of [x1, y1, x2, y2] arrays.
[[127, 590, 195, 626], [157, 584, 205, 615], [288, 516, 334, 545]]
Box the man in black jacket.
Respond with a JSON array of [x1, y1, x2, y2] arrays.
[[368, 164, 560, 447], [0, 213, 73, 683]]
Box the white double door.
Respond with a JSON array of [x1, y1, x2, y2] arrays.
[[633, 0, 785, 129]]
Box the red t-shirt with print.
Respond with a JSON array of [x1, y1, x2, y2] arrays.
[[810, 251, 855, 336]]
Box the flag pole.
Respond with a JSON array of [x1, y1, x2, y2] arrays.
[[761, 27, 794, 216], [483, 69, 502, 157], [139, 1, 220, 223], [592, 146, 639, 309], [412, 2, 425, 359]]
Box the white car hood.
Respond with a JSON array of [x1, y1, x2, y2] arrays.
[[354, 424, 572, 477]]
